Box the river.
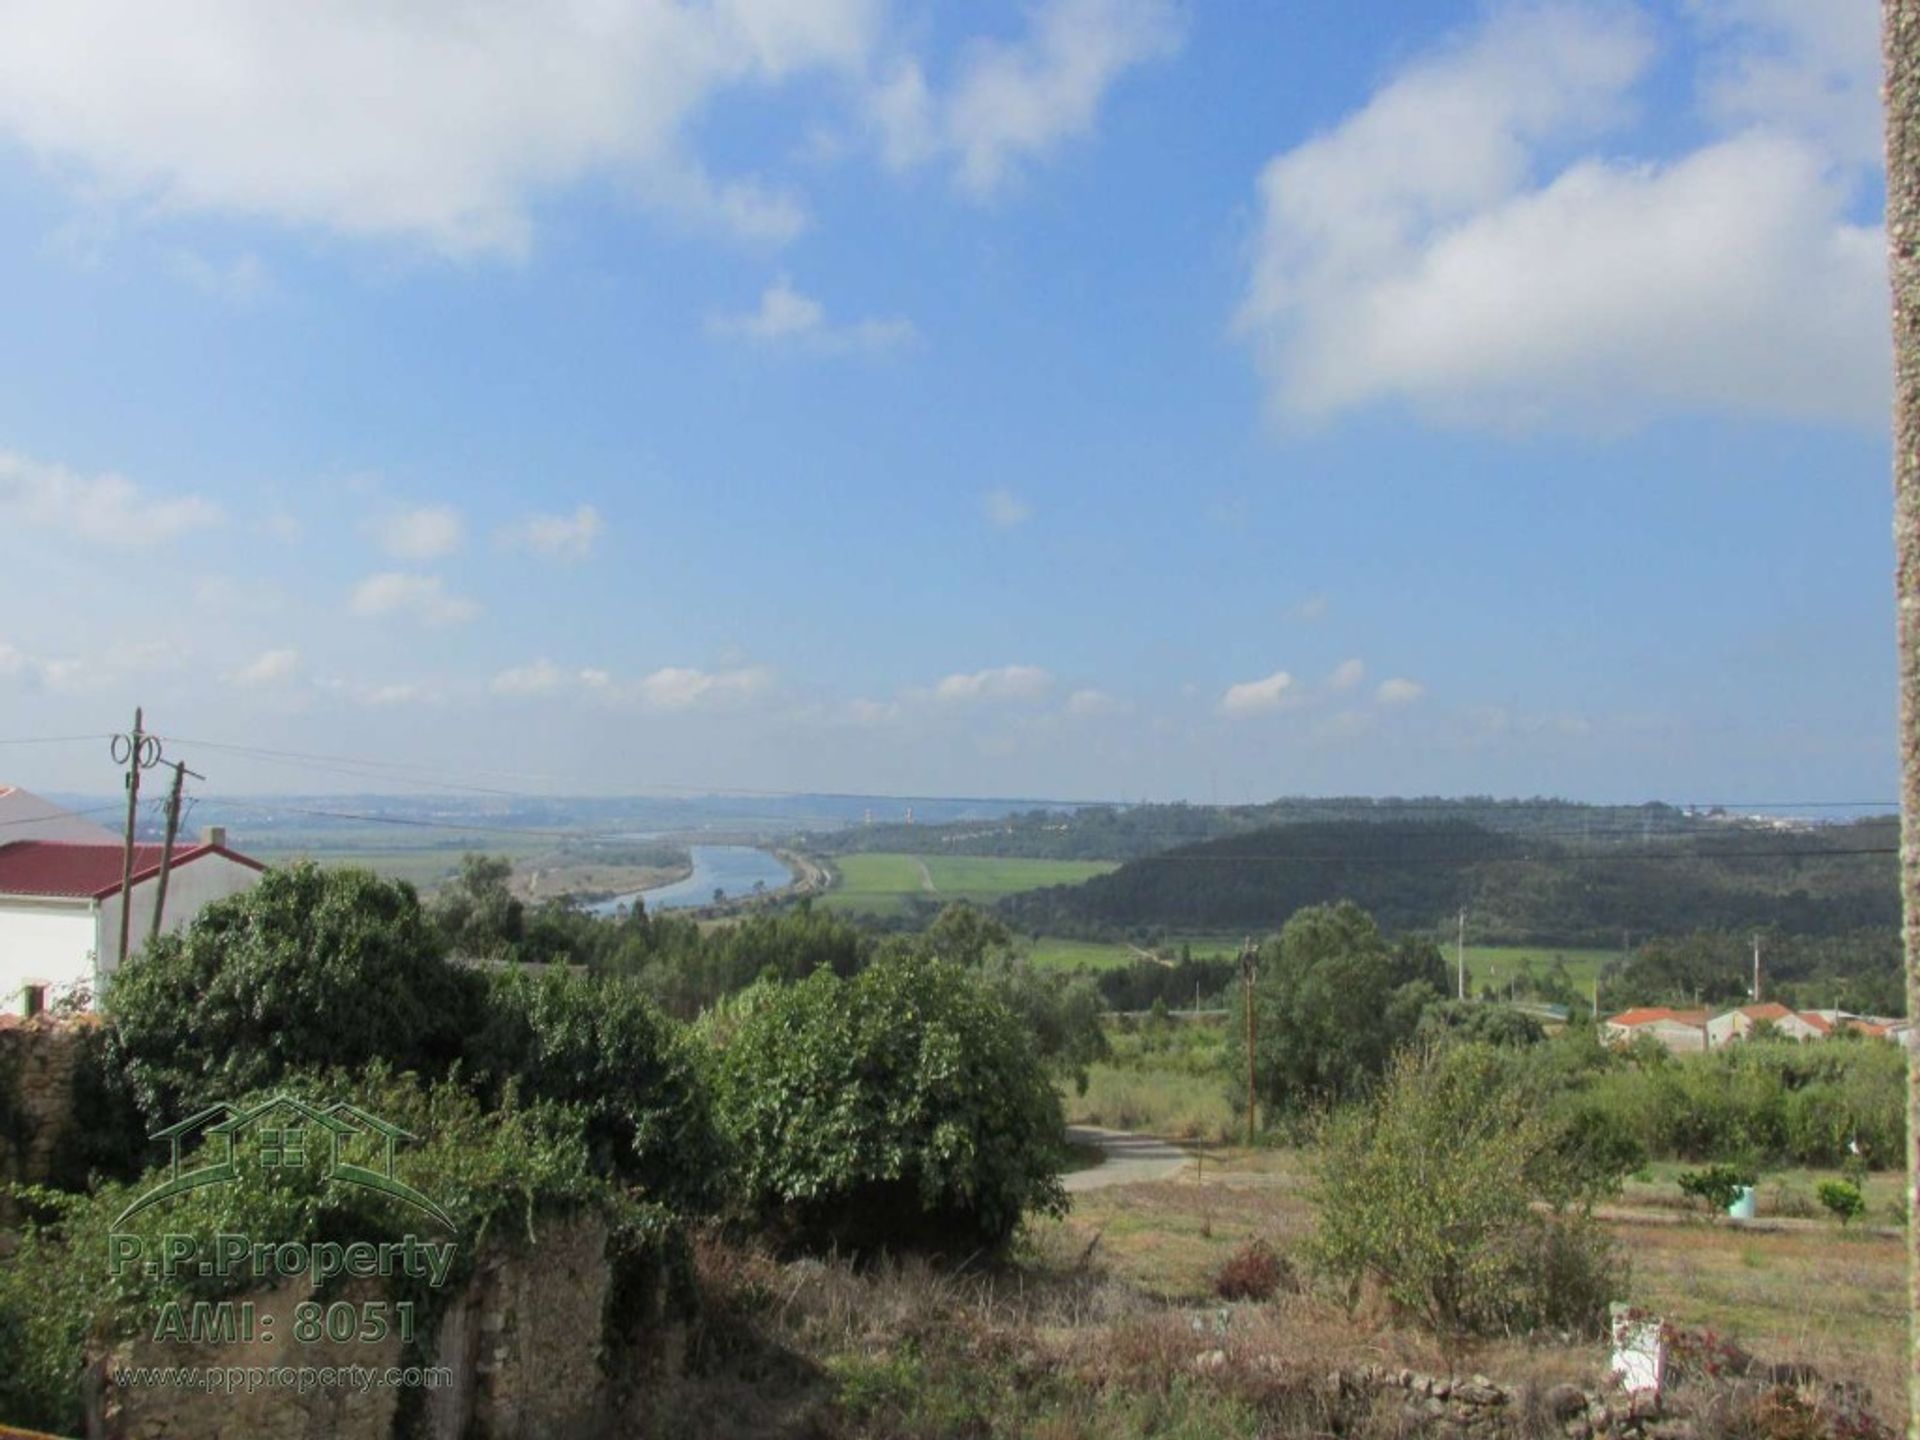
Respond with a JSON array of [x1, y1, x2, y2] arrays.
[[588, 844, 794, 916]]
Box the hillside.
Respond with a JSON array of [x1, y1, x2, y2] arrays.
[[813, 796, 1714, 862], [998, 817, 1900, 947]]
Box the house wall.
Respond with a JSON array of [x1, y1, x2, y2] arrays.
[[95, 853, 263, 979], [0, 898, 96, 1012]]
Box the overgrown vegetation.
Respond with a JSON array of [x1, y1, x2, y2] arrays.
[[1309, 1044, 1625, 1340]]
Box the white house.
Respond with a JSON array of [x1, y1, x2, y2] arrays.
[[0, 828, 265, 1014]]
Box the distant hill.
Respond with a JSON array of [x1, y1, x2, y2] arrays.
[[997, 817, 1900, 946], [814, 796, 1715, 863]]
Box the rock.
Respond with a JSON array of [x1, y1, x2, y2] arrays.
[[1192, 1348, 1228, 1374], [1546, 1384, 1590, 1420]]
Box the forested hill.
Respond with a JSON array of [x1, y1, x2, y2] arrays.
[[816, 797, 1711, 863], [997, 818, 1900, 946]]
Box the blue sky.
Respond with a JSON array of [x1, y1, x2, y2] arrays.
[[0, 0, 1895, 805]]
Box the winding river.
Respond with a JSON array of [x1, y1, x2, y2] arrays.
[[588, 844, 793, 916]]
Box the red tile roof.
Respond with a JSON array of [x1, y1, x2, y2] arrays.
[[1738, 1002, 1794, 1022], [1606, 1007, 1707, 1028], [0, 841, 262, 900]]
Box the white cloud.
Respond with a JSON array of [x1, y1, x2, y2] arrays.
[[983, 487, 1032, 528], [1285, 594, 1328, 623], [490, 659, 563, 697], [169, 249, 272, 304], [1327, 658, 1366, 692], [708, 277, 916, 353], [0, 640, 89, 694], [941, 0, 1182, 198], [349, 572, 478, 627], [1220, 670, 1295, 716], [501, 504, 604, 562], [0, 1, 885, 256], [0, 450, 221, 546], [1237, 1, 1886, 429], [1689, 0, 1882, 166], [1376, 677, 1426, 706], [373, 504, 464, 561], [933, 664, 1053, 703], [1065, 687, 1128, 717], [579, 668, 612, 690], [634, 665, 773, 711], [230, 647, 299, 687]]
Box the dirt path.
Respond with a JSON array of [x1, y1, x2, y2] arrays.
[[916, 858, 936, 893], [1064, 1126, 1189, 1193]]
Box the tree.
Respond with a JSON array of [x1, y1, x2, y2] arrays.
[[923, 901, 1015, 967], [430, 852, 524, 958], [107, 863, 482, 1124], [1228, 902, 1435, 1113], [709, 952, 1066, 1253]]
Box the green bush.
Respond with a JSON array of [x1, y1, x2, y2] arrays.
[[1816, 1180, 1866, 1226], [470, 968, 723, 1208], [710, 952, 1067, 1253], [106, 863, 482, 1123], [1308, 1043, 1622, 1340], [1677, 1163, 1757, 1214]]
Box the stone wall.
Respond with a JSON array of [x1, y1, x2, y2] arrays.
[[83, 1214, 664, 1440], [0, 1013, 90, 1197]]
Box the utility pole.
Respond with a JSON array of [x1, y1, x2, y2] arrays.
[[1241, 936, 1258, 1148], [1879, 7, 1920, 1417], [110, 709, 161, 971], [149, 760, 204, 945], [1456, 907, 1466, 1000]]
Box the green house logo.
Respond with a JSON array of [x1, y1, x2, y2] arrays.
[[113, 1095, 455, 1231]]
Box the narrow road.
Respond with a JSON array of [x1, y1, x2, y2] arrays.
[[1064, 1125, 1189, 1192]]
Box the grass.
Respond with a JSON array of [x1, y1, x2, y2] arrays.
[[1457, 945, 1615, 1000], [817, 852, 1119, 917], [1022, 935, 1240, 973]]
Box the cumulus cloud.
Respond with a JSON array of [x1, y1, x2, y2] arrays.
[[230, 647, 299, 687], [500, 504, 603, 562], [882, 0, 1182, 198], [372, 504, 464, 561], [1376, 677, 1426, 705], [708, 277, 916, 353], [1064, 687, 1128, 717], [982, 487, 1032, 528], [1220, 669, 1295, 716], [1237, 0, 1886, 429], [1327, 658, 1366, 692], [490, 658, 564, 697], [0, 450, 220, 546], [933, 664, 1053, 703], [0, 1, 891, 255], [349, 572, 478, 627], [634, 664, 773, 711]]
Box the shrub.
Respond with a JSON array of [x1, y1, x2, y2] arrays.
[[106, 863, 482, 1124], [1816, 1179, 1866, 1226], [1677, 1163, 1757, 1214], [1212, 1238, 1291, 1301], [470, 967, 723, 1209], [1308, 1043, 1622, 1340], [709, 952, 1067, 1253]]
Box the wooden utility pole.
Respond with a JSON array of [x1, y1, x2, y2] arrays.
[[1456, 906, 1466, 1000], [1241, 936, 1258, 1147], [1881, 3, 1920, 1424], [149, 760, 204, 945], [110, 709, 160, 971]]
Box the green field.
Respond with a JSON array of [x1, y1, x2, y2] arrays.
[[1458, 944, 1615, 999], [1022, 935, 1240, 972], [817, 852, 1118, 917]]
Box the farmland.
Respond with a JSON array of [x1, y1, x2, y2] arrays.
[[817, 851, 1118, 917]]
